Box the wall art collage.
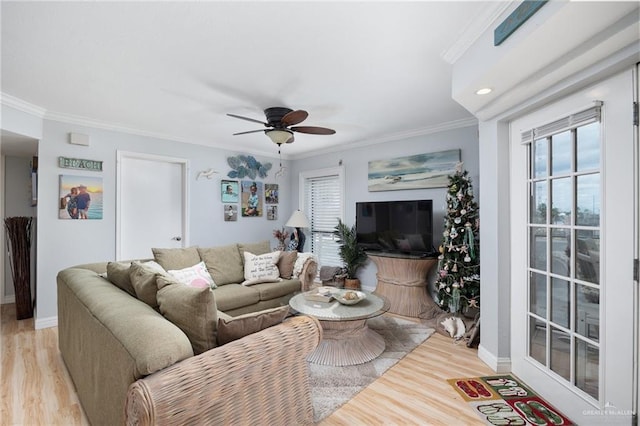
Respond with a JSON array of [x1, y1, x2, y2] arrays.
[[221, 179, 279, 222]]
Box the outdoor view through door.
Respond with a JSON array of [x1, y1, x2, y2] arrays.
[[527, 109, 601, 401]]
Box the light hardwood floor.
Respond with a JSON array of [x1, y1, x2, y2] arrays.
[[1, 303, 494, 425]]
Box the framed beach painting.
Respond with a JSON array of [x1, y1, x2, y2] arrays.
[[368, 149, 461, 191], [59, 175, 103, 220]]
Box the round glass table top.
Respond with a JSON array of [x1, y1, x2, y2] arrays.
[[289, 288, 389, 321]]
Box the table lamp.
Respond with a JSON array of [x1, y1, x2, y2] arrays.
[[285, 209, 310, 252]]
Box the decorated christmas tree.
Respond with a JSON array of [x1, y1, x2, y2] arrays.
[[435, 168, 480, 314]]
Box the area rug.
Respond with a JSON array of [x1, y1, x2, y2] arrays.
[[309, 315, 435, 423], [448, 374, 574, 425]]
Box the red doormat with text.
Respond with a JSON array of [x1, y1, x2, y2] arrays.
[[448, 375, 574, 425]]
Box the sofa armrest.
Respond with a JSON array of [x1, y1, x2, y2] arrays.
[[299, 258, 318, 292], [125, 315, 321, 425]]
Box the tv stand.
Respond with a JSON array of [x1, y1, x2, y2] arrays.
[[367, 252, 438, 318]]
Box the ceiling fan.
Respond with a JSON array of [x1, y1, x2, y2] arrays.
[[227, 107, 335, 145]]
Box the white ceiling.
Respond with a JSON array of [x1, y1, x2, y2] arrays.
[[1, 1, 507, 159]]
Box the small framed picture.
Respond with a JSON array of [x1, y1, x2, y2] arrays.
[[267, 205, 278, 220], [265, 183, 279, 204], [221, 180, 239, 203], [223, 204, 238, 222], [241, 180, 263, 217]]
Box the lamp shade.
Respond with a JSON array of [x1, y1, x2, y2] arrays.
[[266, 129, 294, 145], [285, 210, 310, 228]]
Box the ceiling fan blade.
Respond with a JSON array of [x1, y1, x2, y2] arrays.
[[227, 113, 268, 126], [233, 129, 267, 136], [281, 110, 308, 126], [290, 126, 336, 135]]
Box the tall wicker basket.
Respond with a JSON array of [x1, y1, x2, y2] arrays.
[[4, 217, 33, 320]]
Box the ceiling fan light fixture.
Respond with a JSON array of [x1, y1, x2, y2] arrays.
[[266, 129, 294, 145]]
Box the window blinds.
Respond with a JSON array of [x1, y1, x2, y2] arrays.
[[304, 173, 343, 268], [521, 101, 602, 144]]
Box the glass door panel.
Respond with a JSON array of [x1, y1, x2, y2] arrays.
[[527, 122, 601, 402]]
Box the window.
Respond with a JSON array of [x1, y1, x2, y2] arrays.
[[300, 167, 344, 267], [523, 103, 601, 400]]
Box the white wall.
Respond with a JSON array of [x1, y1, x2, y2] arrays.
[[289, 125, 480, 291]]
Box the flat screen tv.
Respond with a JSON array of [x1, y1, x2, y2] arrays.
[[355, 200, 435, 256]]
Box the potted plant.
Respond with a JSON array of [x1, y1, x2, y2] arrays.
[[333, 219, 368, 289]]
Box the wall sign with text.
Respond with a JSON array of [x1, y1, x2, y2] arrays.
[[58, 156, 103, 172]]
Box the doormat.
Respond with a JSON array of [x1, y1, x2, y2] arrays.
[[448, 374, 574, 425]]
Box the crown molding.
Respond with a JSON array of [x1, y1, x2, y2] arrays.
[[292, 116, 478, 160], [1, 92, 47, 117], [441, 2, 513, 65], [1, 93, 476, 162]]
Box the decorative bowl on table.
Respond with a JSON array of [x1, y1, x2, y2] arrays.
[[335, 290, 366, 305]]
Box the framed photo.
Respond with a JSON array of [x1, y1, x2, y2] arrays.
[[59, 174, 103, 220], [223, 204, 238, 222], [265, 183, 279, 204], [221, 180, 239, 203], [267, 205, 278, 220], [241, 180, 263, 217]]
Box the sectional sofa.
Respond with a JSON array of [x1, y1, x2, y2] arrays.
[[57, 241, 320, 425]]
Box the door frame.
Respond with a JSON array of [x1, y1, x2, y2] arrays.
[[509, 69, 636, 423], [115, 151, 189, 260]]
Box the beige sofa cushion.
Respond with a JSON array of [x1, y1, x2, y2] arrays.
[[198, 245, 244, 285], [156, 275, 218, 355], [129, 261, 167, 309], [213, 284, 260, 312], [152, 247, 201, 271], [251, 279, 301, 301], [106, 261, 136, 296], [238, 240, 271, 263], [216, 306, 289, 345]]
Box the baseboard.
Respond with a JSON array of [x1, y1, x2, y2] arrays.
[[35, 315, 58, 330], [2, 295, 16, 304], [477, 344, 512, 373]]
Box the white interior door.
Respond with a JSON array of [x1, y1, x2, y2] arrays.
[[117, 152, 188, 260], [510, 69, 636, 424]]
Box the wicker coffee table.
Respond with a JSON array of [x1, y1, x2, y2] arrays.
[[289, 289, 390, 366]]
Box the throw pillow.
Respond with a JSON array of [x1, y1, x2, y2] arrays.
[[217, 306, 289, 345], [129, 260, 167, 308], [277, 251, 297, 279], [197, 245, 244, 285], [242, 251, 281, 286], [167, 261, 216, 289], [106, 261, 136, 296], [156, 275, 217, 355], [151, 247, 201, 271]]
